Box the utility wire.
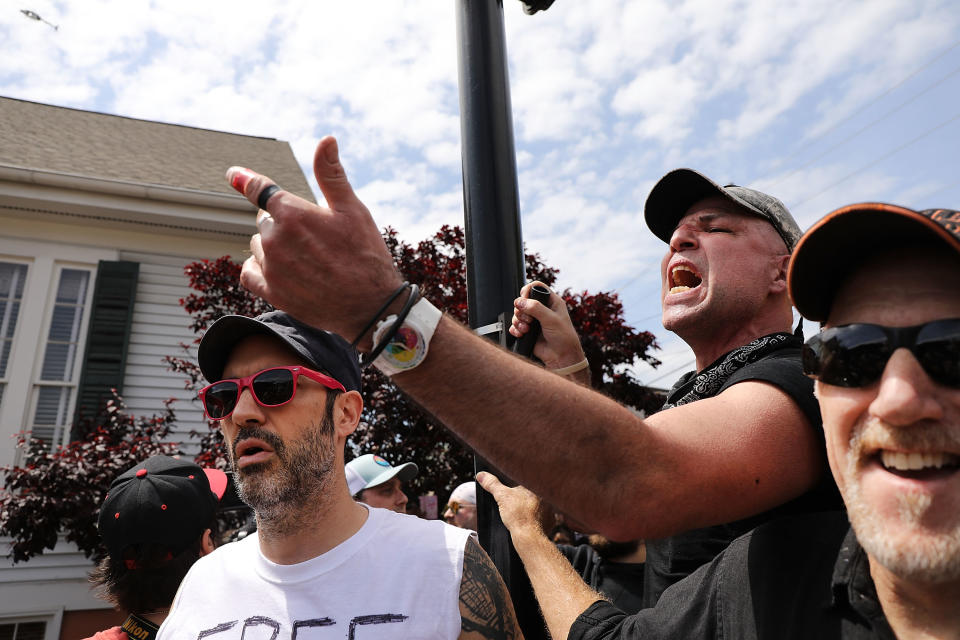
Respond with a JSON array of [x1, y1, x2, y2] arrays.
[[752, 38, 960, 185], [764, 64, 960, 191], [917, 176, 960, 203], [791, 110, 960, 209], [642, 357, 696, 387]]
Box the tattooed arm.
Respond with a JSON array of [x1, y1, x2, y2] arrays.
[[459, 535, 525, 640]]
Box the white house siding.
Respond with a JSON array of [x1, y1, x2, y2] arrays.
[[118, 250, 213, 456], [0, 535, 99, 640]]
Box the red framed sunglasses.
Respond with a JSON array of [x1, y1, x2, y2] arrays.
[[199, 366, 345, 420]]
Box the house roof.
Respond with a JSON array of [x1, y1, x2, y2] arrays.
[[0, 96, 314, 201]]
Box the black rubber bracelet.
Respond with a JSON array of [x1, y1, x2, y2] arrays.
[[361, 284, 420, 369], [350, 281, 410, 348], [257, 184, 282, 210]]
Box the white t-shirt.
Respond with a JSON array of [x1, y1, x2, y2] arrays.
[[159, 506, 473, 640]]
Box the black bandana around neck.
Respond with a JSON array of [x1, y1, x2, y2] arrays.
[[661, 330, 802, 410]]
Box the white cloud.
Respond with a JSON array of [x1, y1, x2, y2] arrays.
[[3, 0, 960, 382]]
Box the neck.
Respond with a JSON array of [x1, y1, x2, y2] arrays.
[[256, 482, 368, 565], [682, 309, 793, 371], [870, 557, 960, 639]]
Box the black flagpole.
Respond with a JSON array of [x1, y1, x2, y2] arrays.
[[455, 1, 548, 638]]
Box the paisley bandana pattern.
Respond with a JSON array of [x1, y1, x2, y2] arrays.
[[661, 330, 802, 410]]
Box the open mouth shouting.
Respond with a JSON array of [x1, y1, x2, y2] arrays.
[[668, 264, 703, 295]]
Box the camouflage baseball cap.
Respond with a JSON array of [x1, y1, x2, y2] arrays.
[[645, 168, 801, 251]]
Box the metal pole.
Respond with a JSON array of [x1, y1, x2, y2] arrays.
[[455, 2, 547, 638]]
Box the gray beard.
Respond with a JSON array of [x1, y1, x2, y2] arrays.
[[842, 418, 960, 584], [228, 417, 337, 536]]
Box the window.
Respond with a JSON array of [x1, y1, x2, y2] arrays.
[[0, 621, 46, 640], [0, 262, 28, 408], [29, 267, 92, 447]]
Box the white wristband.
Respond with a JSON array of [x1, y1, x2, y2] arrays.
[[372, 297, 442, 376], [549, 358, 589, 376]]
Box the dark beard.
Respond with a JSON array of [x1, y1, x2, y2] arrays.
[[228, 416, 336, 526]]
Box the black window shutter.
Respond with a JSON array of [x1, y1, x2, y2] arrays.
[[71, 260, 139, 437]]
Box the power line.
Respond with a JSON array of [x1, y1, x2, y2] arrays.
[[629, 310, 663, 325], [752, 38, 960, 185], [642, 357, 696, 386], [791, 110, 960, 209], [916, 176, 960, 203], [764, 64, 960, 191], [617, 47, 960, 299]]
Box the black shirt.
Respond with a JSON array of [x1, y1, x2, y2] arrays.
[[643, 343, 843, 607], [569, 511, 898, 640], [558, 544, 646, 614]]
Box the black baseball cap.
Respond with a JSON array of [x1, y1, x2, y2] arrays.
[[198, 311, 362, 392], [97, 455, 228, 560], [645, 168, 802, 251], [789, 203, 960, 323]]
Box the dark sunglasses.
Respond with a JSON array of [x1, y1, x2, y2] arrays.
[[199, 366, 345, 420], [802, 319, 960, 388]]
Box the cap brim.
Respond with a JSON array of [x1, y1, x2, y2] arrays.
[[203, 468, 229, 501], [789, 203, 958, 322], [645, 168, 787, 246], [363, 462, 418, 491], [645, 169, 729, 244]]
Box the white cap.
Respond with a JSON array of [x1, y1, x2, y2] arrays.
[[448, 481, 476, 505], [345, 454, 418, 496]]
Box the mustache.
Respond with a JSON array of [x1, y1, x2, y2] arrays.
[[232, 427, 287, 460], [850, 416, 960, 458]]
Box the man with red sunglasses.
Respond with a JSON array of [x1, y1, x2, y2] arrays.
[[479, 203, 960, 639], [158, 311, 522, 639]]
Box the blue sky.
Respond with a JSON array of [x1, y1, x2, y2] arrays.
[[3, 0, 959, 385]]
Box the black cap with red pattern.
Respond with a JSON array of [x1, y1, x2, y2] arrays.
[[97, 455, 228, 560]]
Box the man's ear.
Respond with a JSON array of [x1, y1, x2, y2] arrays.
[[200, 528, 216, 555], [770, 254, 790, 294], [334, 390, 363, 437]]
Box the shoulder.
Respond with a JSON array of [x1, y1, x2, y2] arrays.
[[376, 508, 472, 550], [458, 536, 523, 639], [720, 344, 805, 389], [715, 511, 848, 606], [736, 510, 848, 565], [719, 345, 822, 426], [713, 345, 824, 444]]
